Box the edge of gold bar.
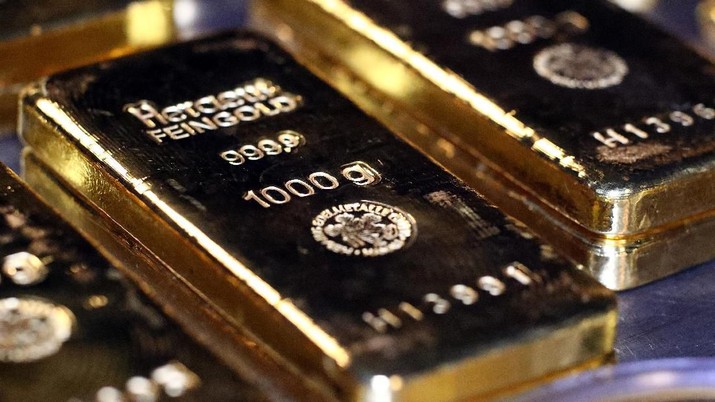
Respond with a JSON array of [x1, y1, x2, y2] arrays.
[[252, 0, 715, 239], [249, 21, 715, 290], [0, 0, 175, 135], [699, 0, 715, 48], [19, 151, 330, 402], [19, 32, 616, 401]]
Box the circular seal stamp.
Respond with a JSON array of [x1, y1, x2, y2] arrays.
[[311, 201, 416, 257], [0, 297, 75, 362], [533, 43, 629, 89]]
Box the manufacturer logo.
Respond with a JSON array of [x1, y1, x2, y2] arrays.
[[0, 297, 75, 362], [533, 43, 628, 89], [311, 201, 416, 257]]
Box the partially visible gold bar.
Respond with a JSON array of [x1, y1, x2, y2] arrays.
[[252, 0, 715, 289], [0, 0, 175, 135], [699, 0, 715, 49], [21, 151, 331, 402], [0, 159, 290, 401]]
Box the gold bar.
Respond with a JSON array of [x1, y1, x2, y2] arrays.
[[252, 0, 715, 289], [699, 0, 715, 49], [0, 0, 175, 135], [0, 162, 282, 401], [19, 32, 616, 401]]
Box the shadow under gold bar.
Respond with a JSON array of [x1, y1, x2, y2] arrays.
[[252, 0, 715, 289], [20, 32, 616, 401], [0, 0, 175, 135]]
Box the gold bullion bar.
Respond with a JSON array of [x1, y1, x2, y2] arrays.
[[19, 32, 616, 401], [0, 0, 175, 135], [252, 0, 715, 289]]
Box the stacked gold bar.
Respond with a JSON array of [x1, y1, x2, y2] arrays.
[[253, 0, 715, 289], [0, 0, 175, 135]]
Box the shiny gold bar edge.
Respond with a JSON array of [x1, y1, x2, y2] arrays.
[[21, 150, 332, 402], [250, 0, 715, 290]]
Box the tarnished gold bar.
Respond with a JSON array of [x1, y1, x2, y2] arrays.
[[0, 0, 175, 135], [252, 0, 715, 289], [19, 32, 616, 401]]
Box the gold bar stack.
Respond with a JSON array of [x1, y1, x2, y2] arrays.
[[253, 0, 715, 289], [20, 32, 616, 401]]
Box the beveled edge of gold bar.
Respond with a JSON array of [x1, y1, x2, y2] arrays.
[[20, 76, 616, 400], [249, 8, 715, 290], [0, 0, 175, 135], [354, 312, 616, 402], [20, 150, 329, 402], [255, 0, 715, 238]]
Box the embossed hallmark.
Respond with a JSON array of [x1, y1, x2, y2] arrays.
[[311, 201, 416, 256], [533, 43, 628, 89], [124, 78, 303, 143]]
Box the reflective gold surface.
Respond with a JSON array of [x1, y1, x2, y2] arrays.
[[0, 0, 175, 135], [21, 152, 333, 402], [252, 0, 715, 289]]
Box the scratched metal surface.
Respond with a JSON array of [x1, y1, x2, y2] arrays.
[[347, 0, 715, 204], [1, 0, 714, 374]]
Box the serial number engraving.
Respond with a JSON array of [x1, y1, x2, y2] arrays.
[[220, 130, 305, 165], [592, 104, 715, 148], [243, 161, 381, 208], [124, 78, 302, 143], [362, 262, 540, 332], [468, 11, 588, 51]]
